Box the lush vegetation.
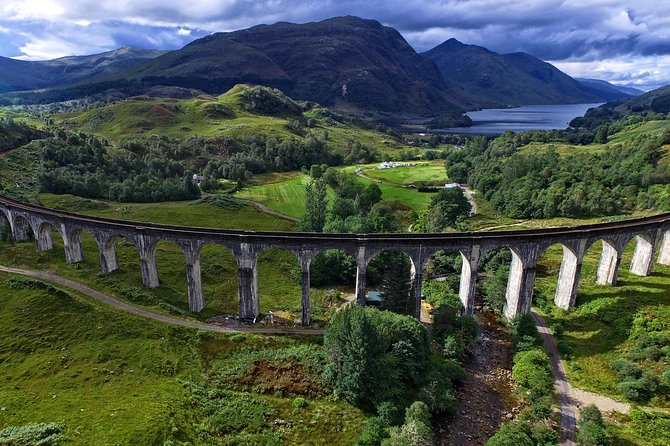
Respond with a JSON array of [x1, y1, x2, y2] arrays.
[[445, 117, 670, 218], [325, 305, 471, 446], [0, 117, 46, 153], [0, 272, 366, 445], [485, 314, 558, 446]]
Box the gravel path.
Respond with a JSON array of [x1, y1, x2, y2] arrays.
[[0, 264, 322, 335], [531, 310, 577, 446]]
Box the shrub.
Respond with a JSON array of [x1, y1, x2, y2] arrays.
[[610, 358, 643, 381], [0, 422, 66, 445], [512, 349, 552, 389], [550, 322, 564, 337], [292, 397, 307, 408], [577, 405, 607, 446], [355, 417, 389, 446], [442, 334, 464, 359], [510, 314, 541, 351], [485, 422, 534, 446]]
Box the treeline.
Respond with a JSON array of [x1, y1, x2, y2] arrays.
[[0, 117, 47, 153], [37, 132, 200, 202], [446, 124, 670, 219]]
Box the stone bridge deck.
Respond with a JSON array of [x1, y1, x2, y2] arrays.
[[1, 195, 669, 325]]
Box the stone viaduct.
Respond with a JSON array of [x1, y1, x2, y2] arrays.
[[1, 195, 669, 326]]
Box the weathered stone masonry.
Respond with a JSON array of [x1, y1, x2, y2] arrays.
[[1, 195, 669, 326]]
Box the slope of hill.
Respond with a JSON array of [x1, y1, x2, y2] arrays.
[[12, 17, 469, 117], [0, 47, 166, 93], [424, 38, 603, 107], [576, 78, 644, 100]]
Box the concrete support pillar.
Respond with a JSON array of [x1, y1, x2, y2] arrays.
[[355, 246, 367, 306], [63, 229, 83, 263], [596, 240, 621, 285], [554, 245, 583, 310], [410, 259, 423, 319], [138, 236, 159, 288], [97, 237, 119, 274], [184, 247, 204, 313], [630, 235, 656, 277], [658, 231, 670, 266], [504, 251, 537, 319], [300, 254, 311, 326], [35, 226, 54, 252], [459, 247, 480, 314], [236, 243, 259, 323]]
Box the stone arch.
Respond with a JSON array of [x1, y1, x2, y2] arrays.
[[256, 246, 303, 324], [11, 213, 33, 242], [97, 232, 143, 275], [422, 247, 468, 312], [35, 220, 63, 252], [535, 241, 585, 310], [199, 242, 239, 317], [363, 248, 419, 317], [309, 247, 357, 310], [152, 239, 192, 312]]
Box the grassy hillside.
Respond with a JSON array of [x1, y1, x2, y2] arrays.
[[0, 271, 365, 445], [56, 84, 412, 155]]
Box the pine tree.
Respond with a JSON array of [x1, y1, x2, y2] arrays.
[[299, 178, 328, 232], [380, 252, 413, 315]]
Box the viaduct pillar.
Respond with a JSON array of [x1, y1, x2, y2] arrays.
[[630, 234, 657, 277], [96, 234, 119, 274], [182, 241, 204, 313], [596, 240, 622, 285], [659, 230, 670, 266], [35, 225, 54, 252], [355, 246, 367, 306], [299, 252, 312, 326], [459, 247, 480, 314], [138, 235, 159, 288], [62, 226, 83, 263], [554, 243, 586, 310], [236, 243, 259, 323], [504, 247, 539, 319]]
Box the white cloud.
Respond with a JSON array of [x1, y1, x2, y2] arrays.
[[177, 27, 192, 36]]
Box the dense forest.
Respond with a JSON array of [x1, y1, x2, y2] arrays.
[[445, 118, 670, 219], [0, 117, 47, 153]]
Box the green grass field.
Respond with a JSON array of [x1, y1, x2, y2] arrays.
[[518, 142, 608, 157], [362, 161, 448, 186], [235, 173, 336, 219], [0, 271, 365, 445]]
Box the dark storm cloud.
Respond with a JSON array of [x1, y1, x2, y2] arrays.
[[0, 0, 668, 88]]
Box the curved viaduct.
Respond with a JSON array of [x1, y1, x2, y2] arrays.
[[1, 195, 669, 326]]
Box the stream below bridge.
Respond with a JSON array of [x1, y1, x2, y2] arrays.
[[434, 309, 519, 445]]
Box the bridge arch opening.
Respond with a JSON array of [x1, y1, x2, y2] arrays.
[[309, 248, 356, 318], [574, 238, 623, 306], [152, 239, 192, 313], [11, 214, 33, 242], [256, 247, 302, 324], [535, 243, 579, 311], [365, 250, 417, 316], [422, 249, 465, 313], [477, 247, 513, 315], [199, 243, 238, 318]]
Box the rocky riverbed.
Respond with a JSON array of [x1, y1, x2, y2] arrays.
[[435, 310, 519, 445]]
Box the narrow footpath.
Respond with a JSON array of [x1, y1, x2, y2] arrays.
[[0, 264, 322, 335], [531, 310, 577, 446]]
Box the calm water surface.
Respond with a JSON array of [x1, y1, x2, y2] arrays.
[[440, 103, 604, 135]]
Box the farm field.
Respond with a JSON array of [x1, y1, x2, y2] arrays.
[[362, 160, 449, 185]]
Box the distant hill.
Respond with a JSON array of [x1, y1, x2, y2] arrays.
[[570, 84, 670, 129], [576, 78, 644, 101], [0, 47, 167, 93], [423, 38, 605, 106], [17, 17, 468, 117]]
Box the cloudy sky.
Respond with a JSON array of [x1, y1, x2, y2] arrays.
[[1, 0, 669, 90]]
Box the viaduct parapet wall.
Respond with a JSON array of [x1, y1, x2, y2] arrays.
[[1, 195, 669, 325]]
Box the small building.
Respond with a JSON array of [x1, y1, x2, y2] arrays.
[[193, 174, 205, 182], [444, 183, 460, 189]]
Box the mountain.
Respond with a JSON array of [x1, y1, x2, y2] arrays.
[[8, 17, 468, 116], [576, 78, 644, 101], [0, 47, 167, 93], [423, 38, 604, 106]]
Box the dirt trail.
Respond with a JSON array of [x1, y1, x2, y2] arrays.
[[0, 264, 322, 335], [531, 310, 577, 446], [435, 311, 516, 445]]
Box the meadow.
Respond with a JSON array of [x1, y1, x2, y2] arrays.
[[0, 271, 365, 445]]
